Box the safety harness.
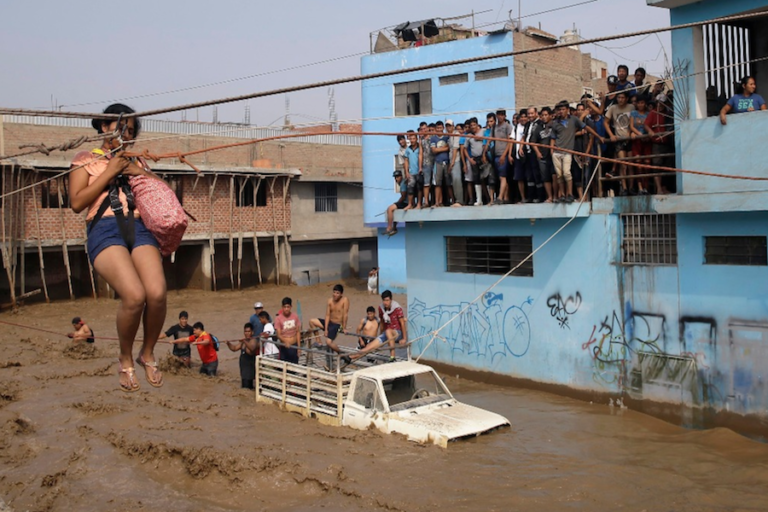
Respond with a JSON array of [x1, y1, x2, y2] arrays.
[[87, 148, 136, 249]]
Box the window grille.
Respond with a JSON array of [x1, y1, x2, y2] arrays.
[[439, 73, 469, 86], [475, 67, 509, 81], [621, 214, 678, 265], [446, 236, 533, 276], [394, 79, 432, 116], [705, 236, 767, 266], [314, 183, 338, 213], [703, 23, 751, 101]]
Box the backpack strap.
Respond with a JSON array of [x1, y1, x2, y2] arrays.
[[87, 149, 136, 249]]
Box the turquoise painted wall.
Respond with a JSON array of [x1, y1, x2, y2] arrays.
[[406, 212, 768, 420], [376, 230, 407, 295], [361, 32, 515, 226]]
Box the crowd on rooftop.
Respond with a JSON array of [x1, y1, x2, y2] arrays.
[[384, 65, 705, 233], [385, 66, 766, 232]]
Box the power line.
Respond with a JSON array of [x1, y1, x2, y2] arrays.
[[1, 10, 765, 122], [2, 51, 760, 163], [55, 51, 370, 109]]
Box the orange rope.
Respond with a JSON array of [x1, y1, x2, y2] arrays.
[[124, 130, 768, 181]]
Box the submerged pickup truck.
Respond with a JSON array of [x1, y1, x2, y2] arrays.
[[255, 345, 509, 448]]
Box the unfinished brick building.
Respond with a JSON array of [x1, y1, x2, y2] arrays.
[[0, 116, 371, 304]]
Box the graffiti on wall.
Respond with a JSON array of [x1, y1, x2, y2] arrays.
[[408, 293, 533, 363], [546, 292, 582, 329], [583, 307, 723, 407]]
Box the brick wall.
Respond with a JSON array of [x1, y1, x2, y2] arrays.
[[2, 122, 364, 246], [514, 31, 603, 110], [2, 122, 362, 180]]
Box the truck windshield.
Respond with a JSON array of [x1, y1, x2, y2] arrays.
[[384, 371, 451, 412]]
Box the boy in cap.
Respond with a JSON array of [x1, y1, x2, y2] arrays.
[[249, 302, 266, 337]]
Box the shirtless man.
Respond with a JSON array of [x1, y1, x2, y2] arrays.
[[355, 307, 381, 349], [343, 290, 406, 364], [67, 317, 94, 343], [309, 284, 349, 354]]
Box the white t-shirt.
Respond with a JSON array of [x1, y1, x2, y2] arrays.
[[261, 323, 279, 356]]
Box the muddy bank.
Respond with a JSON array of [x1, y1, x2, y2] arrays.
[[1, 280, 767, 511]]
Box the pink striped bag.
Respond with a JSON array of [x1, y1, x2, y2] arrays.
[[129, 175, 188, 257]]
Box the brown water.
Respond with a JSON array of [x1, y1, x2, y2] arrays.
[[1, 281, 767, 511]]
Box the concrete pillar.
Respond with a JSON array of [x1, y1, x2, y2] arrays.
[[201, 241, 213, 292], [278, 239, 291, 285], [349, 241, 359, 278]]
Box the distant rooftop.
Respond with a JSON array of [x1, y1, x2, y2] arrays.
[[370, 11, 504, 53]]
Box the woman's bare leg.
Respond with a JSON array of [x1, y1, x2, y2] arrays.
[[131, 245, 167, 382], [92, 245, 147, 389]]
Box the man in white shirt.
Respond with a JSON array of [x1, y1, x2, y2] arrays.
[[257, 311, 279, 356]]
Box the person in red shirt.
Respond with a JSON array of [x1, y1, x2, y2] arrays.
[[274, 297, 301, 364], [171, 321, 218, 375], [644, 96, 672, 195], [343, 289, 407, 364]]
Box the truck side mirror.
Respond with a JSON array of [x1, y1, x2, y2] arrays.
[[364, 395, 373, 410]]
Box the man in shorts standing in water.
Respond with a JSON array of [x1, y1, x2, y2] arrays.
[[309, 284, 349, 355]]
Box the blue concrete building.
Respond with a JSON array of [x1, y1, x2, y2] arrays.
[[373, 3, 768, 435], [361, 30, 516, 293]]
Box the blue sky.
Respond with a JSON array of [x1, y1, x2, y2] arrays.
[[0, 0, 671, 127]]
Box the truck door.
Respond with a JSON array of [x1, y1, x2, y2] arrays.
[[343, 377, 387, 431]]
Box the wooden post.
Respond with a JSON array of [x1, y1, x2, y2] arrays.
[[0, 164, 17, 308], [16, 169, 25, 296], [83, 223, 97, 299], [269, 177, 279, 285], [228, 175, 234, 290], [17, 170, 26, 296], [58, 179, 74, 300], [252, 177, 263, 285], [208, 174, 218, 291], [30, 183, 50, 302], [281, 177, 292, 284], [237, 177, 247, 290]]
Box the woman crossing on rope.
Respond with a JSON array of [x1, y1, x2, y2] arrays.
[[69, 103, 166, 392]]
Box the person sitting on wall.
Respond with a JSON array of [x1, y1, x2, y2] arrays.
[[720, 76, 767, 125], [67, 317, 94, 344], [384, 170, 407, 236], [402, 130, 421, 211]]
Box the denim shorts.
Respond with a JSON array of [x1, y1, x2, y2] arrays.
[[422, 161, 435, 185], [86, 216, 160, 264], [377, 329, 403, 344]]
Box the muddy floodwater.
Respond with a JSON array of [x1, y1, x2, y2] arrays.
[[1, 280, 767, 511]]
